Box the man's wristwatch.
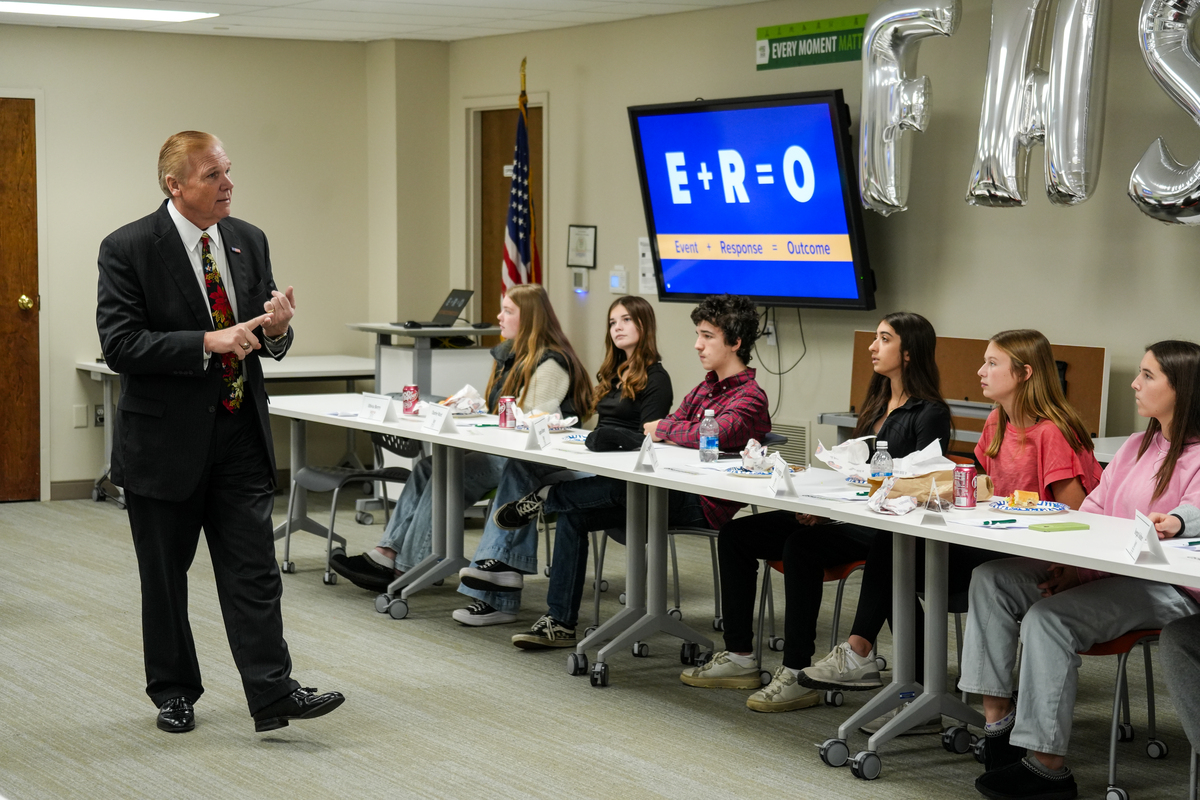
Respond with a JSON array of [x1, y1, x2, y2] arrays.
[[264, 330, 288, 346]]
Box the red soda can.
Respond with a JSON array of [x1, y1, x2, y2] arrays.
[[400, 385, 420, 415], [953, 464, 977, 509], [498, 396, 516, 428]]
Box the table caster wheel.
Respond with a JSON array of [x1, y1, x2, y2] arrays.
[[590, 662, 609, 687], [759, 669, 772, 686], [584, 626, 597, 637], [567, 652, 589, 676], [1105, 787, 1130, 800], [375, 593, 391, 614], [668, 608, 683, 621], [849, 751, 882, 780], [1146, 738, 1169, 759], [355, 511, 374, 525], [680, 642, 699, 665], [768, 636, 785, 652], [825, 690, 844, 707], [618, 592, 626, 605], [942, 726, 972, 754], [632, 641, 649, 658], [713, 617, 724, 632], [818, 738, 849, 768], [386, 598, 409, 620], [1117, 722, 1134, 742], [874, 655, 888, 671], [973, 738, 987, 765], [323, 572, 338, 585], [280, 560, 296, 574]]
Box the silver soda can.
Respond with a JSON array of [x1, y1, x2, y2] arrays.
[[401, 385, 420, 415], [953, 464, 977, 509], [498, 396, 516, 429]]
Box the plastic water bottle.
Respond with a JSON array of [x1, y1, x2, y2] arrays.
[[699, 409, 719, 462], [869, 440, 893, 480]]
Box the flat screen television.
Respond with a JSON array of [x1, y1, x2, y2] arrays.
[[628, 89, 874, 310]]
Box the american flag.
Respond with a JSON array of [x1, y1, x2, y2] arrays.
[[502, 86, 540, 294]]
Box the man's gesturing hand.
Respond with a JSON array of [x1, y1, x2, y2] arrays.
[[262, 286, 295, 339], [204, 313, 273, 361]]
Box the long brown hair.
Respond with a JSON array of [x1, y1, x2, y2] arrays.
[[592, 296, 660, 405], [485, 284, 592, 418], [852, 312, 947, 438], [982, 330, 1094, 458], [1136, 340, 1200, 502]]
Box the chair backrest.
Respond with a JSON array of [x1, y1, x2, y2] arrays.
[[762, 431, 789, 447], [372, 432, 423, 459]]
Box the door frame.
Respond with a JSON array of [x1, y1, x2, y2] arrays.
[[0, 89, 50, 501], [450, 90, 549, 324]]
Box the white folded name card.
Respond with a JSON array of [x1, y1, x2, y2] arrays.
[[360, 392, 400, 422], [423, 405, 459, 434], [1127, 510, 1169, 564], [525, 416, 551, 451], [769, 455, 797, 497], [633, 434, 659, 473]]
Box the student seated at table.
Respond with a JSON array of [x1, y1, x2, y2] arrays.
[[1157, 505, 1200, 764], [678, 312, 948, 711], [487, 293, 770, 648], [450, 296, 673, 626], [794, 328, 1102, 731], [329, 283, 591, 592], [963, 340, 1200, 800]]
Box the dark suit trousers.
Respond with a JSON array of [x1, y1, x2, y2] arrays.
[[125, 403, 298, 714]]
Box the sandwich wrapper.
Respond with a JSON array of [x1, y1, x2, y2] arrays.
[[414, 384, 486, 416], [815, 437, 993, 508], [514, 407, 578, 432], [741, 439, 771, 471]]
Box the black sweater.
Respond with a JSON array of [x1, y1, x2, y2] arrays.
[[586, 361, 673, 451], [870, 396, 952, 458]]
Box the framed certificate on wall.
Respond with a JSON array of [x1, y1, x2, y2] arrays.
[[567, 224, 597, 269]]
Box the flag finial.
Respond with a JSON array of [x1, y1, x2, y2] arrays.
[[520, 57, 526, 93]]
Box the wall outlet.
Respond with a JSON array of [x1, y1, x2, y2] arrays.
[[765, 322, 777, 347], [94, 405, 105, 426], [73, 404, 88, 429]]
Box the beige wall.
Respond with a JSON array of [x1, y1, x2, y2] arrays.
[[445, 0, 1200, 448]]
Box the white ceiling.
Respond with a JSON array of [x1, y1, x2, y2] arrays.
[[3, 0, 764, 41]]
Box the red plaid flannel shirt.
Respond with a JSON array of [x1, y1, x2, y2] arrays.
[[655, 368, 771, 528]]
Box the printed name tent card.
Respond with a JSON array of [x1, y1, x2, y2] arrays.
[[769, 454, 797, 497], [360, 392, 400, 422], [633, 434, 659, 473], [1126, 510, 1169, 565], [422, 404, 459, 434], [525, 415, 551, 451], [921, 475, 947, 526]]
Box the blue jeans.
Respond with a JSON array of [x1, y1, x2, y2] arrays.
[[542, 476, 707, 628], [457, 459, 589, 612], [377, 452, 507, 572]]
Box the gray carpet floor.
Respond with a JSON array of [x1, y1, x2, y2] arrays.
[[0, 495, 1193, 799]]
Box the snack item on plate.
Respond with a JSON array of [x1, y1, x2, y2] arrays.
[[1010, 490, 1040, 508]]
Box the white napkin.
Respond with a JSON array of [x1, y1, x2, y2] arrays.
[[415, 384, 486, 415], [741, 439, 771, 470]]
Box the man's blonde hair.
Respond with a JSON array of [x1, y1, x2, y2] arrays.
[[158, 131, 222, 197]]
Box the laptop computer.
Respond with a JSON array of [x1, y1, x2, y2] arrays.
[[397, 289, 474, 328]]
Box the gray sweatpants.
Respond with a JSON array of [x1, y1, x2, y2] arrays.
[[1161, 613, 1200, 752], [959, 557, 1198, 756]]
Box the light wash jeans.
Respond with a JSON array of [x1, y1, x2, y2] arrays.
[[377, 452, 507, 572], [959, 557, 1198, 756], [457, 458, 589, 613]]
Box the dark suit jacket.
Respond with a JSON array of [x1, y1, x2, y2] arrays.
[[96, 199, 292, 502]]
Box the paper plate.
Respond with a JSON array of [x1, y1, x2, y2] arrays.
[[725, 466, 772, 479], [846, 476, 869, 486], [561, 433, 589, 445], [988, 499, 1069, 515]]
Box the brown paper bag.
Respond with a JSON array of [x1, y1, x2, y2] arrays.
[[867, 470, 994, 503]]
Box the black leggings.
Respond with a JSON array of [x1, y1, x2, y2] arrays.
[[717, 511, 875, 669]]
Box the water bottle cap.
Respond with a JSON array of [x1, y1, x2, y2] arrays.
[[704, 409, 715, 417], [876, 441, 888, 449]]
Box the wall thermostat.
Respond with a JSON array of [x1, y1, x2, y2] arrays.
[[609, 267, 627, 294], [571, 268, 589, 294]]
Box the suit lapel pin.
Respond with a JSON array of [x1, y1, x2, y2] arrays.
[[231, 246, 242, 254]]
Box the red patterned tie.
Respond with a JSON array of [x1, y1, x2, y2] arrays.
[[200, 233, 243, 412]]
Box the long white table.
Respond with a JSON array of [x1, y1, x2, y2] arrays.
[[267, 393, 1200, 780]]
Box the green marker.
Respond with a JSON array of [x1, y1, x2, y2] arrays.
[[984, 519, 1017, 526]]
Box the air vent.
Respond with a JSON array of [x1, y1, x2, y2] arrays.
[[769, 421, 809, 467]]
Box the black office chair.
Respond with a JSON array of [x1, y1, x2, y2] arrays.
[[281, 432, 422, 584]]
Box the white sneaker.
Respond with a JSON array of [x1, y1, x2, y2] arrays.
[[451, 600, 517, 627], [746, 667, 821, 712], [859, 703, 943, 735], [679, 651, 760, 689], [797, 642, 883, 690]]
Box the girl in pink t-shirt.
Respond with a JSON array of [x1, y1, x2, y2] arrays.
[[963, 340, 1200, 800], [975, 329, 1103, 507]]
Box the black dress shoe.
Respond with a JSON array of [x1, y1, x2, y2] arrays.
[[253, 687, 345, 733], [329, 552, 394, 592], [156, 696, 195, 733]]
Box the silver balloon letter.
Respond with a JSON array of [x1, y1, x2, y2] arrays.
[[860, 0, 961, 216], [966, 0, 1111, 207], [1129, 0, 1200, 224]]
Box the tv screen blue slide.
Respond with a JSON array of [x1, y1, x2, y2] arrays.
[[629, 90, 874, 310]]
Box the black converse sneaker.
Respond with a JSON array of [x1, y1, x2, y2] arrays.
[[451, 600, 517, 627], [511, 614, 576, 649], [492, 491, 545, 530], [459, 559, 523, 592]]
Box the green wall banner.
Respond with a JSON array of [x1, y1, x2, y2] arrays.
[[756, 14, 867, 71]]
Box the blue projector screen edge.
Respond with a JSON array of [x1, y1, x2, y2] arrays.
[[629, 90, 874, 310]]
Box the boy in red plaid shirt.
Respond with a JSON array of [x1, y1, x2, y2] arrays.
[[488, 294, 770, 649]]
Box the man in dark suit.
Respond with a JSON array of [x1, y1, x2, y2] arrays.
[[97, 131, 343, 734]]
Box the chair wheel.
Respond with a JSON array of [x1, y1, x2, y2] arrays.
[[818, 738, 849, 768], [590, 662, 609, 687], [323, 572, 338, 585], [760, 669, 772, 686], [825, 690, 844, 707], [584, 626, 597, 637], [1117, 722, 1134, 742], [1105, 787, 1130, 800], [694, 650, 713, 668], [874, 655, 887, 671], [386, 598, 409, 620], [849, 751, 882, 780], [768, 636, 785, 652], [668, 608, 683, 620], [374, 593, 391, 613], [361, 480, 373, 494], [355, 511, 373, 525], [91, 487, 102, 502], [545, 567, 552, 577], [942, 726, 972, 754], [567, 652, 589, 676], [280, 560, 296, 574], [618, 592, 626, 605], [632, 641, 649, 658], [1146, 738, 1169, 759], [680, 642, 699, 665], [713, 617, 724, 632], [973, 738, 987, 764], [433, 579, 444, 587]]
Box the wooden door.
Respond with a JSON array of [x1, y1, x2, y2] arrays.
[[480, 106, 543, 346], [0, 98, 39, 501]]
